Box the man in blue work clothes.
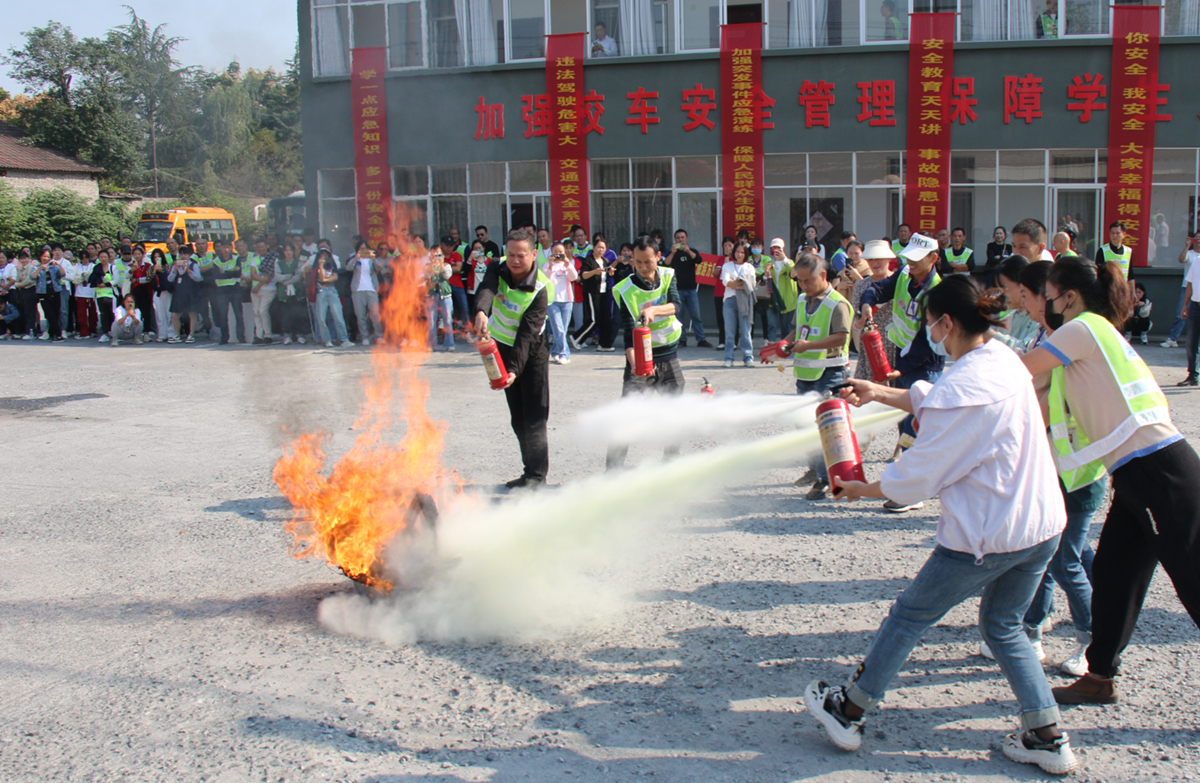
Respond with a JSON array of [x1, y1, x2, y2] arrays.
[[859, 232, 944, 513]]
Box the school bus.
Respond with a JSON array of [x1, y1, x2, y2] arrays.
[[134, 207, 239, 255]]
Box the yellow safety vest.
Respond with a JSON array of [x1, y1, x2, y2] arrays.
[[887, 268, 941, 350], [614, 268, 683, 349], [792, 289, 851, 381], [1047, 311, 1172, 490], [489, 270, 553, 347], [1101, 244, 1132, 280]]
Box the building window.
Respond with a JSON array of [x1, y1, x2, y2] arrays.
[[318, 169, 358, 252], [313, 0, 351, 76], [389, 2, 425, 68]]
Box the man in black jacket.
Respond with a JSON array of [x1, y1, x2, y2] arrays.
[[473, 228, 551, 489]]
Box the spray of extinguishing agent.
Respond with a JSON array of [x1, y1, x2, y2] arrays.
[[860, 307, 895, 383], [816, 391, 866, 495]]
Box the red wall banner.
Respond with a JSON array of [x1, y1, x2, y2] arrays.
[[350, 48, 393, 244], [1105, 6, 1165, 269], [903, 14, 955, 239], [546, 34, 589, 240], [721, 24, 765, 242]]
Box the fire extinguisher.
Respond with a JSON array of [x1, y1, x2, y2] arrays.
[[757, 339, 792, 365], [860, 309, 894, 384], [700, 378, 714, 396], [633, 324, 654, 377], [476, 337, 509, 390], [815, 398, 866, 493]]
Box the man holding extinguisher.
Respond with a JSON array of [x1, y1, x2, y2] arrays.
[[780, 253, 853, 500], [472, 228, 554, 490], [606, 236, 685, 470]]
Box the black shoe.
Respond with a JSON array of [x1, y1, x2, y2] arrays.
[[696, 340, 713, 348], [680, 339, 688, 347], [219, 340, 229, 345], [504, 475, 544, 490], [1177, 377, 1199, 387]]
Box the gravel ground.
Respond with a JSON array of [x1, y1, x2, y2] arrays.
[[1, 337, 1197, 783]]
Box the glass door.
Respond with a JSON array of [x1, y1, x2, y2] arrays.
[[674, 190, 719, 255], [508, 193, 551, 235], [1051, 186, 1102, 259]]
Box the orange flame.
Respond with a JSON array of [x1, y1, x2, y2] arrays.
[[273, 209, 453, 591]]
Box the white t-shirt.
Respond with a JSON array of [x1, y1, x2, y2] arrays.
[[1185, 251, 1200, 300], [1181, 249, 1200, 290], [591, 35, 617, 57], [74, 261, 95, 298], [115, 306, 139, 327]]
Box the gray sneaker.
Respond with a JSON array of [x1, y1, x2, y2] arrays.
[[882, 499, 924, 513]]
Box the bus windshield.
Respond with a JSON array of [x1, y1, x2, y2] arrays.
[[135, 221, 174, 242]]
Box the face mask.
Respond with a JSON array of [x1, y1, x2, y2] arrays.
[[1045, 297, 1067, 331], [751, 247, 763, 255], [925, 314, 948, 356]]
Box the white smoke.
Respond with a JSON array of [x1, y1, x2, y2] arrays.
[[318, 401, 904, 646]]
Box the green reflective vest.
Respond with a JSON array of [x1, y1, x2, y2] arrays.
[[95, 267, 116, 298], [489, 270, 553, 347], [887, 268, 941, 350], [792, 288, 851, 381], [614, 268, 683, 350], [213, 255, 240, 286], [1038, 13, 1058, 38], [891, 239, 905, 257], [945, 246, 973, 271], [1047, 311, 1172, 490], [1101, 244, 1132, 280]]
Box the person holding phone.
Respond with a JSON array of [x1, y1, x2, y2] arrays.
[[543, 242, 577, 364], [806, 275, 1077, 775]]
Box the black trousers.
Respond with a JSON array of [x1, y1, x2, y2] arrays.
[[713, 295, 726, 346], [572, 290, 612, 348], [1087, 439, 1200, 677], [97, 295, 116, 335], [16, 288, 37, 335], [606, 354, 685, 469], [38, 291, 61, 339], [212, 286, 245, 343], [132, 285, 155, 332], [502, 347, 550, 481]]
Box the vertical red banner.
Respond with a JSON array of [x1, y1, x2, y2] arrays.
[[1105, 6, 1164, 269], [351, 48, 393, 244], [903, 14, 955, 239], [721, 24, 764, 242], [546, 34, 589, 239]]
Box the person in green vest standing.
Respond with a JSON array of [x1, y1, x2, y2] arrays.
[[473, 228, 553, 490], [880, 0, 903, 40], [943, 227, 975, 274], [1035, 0, 1058, 38], [606, 236, 686, 470], [1020, 255, 1200, 707], [890, 224, 912, 259], [1095, 221, 1133, 281], [781, 253, 853, 500], [768, 238, 799, 330], [211, 239, 244, 345]]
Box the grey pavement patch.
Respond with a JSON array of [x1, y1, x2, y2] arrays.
[[0, 393, 108, 414]]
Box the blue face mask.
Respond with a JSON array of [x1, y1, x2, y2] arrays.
[[925, 314, 948, 356], [751, 247, 763, 255]]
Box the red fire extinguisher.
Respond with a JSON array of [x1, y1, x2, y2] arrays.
[[860, 309, 894, 384], [633, 324, 654, 377], [700, 378, 714, 396], [815, 398, 866, 493], [476, 337, 509, 390], [758, 339, 792, 365]]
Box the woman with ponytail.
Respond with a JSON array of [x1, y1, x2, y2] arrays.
[[805, 275, 1077, 774], [1022, 256, 1200, 707]]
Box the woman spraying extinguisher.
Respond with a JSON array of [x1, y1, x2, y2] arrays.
[[605, 236, 685, 470], [805, 275, 1078, 776], [1020, 256, 1200, 707]]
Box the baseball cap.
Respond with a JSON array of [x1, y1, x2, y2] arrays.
[[900, 233, 938, 261], [770, 237, 785, 249], [861, 239, 896, 260]]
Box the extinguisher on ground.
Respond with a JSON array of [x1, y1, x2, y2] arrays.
[[700, 378, 714, 396], [860, 307, 895, 384], [816, 397, 866, 494], [476, 337, 510, 390], [633, 323, 654, 377]]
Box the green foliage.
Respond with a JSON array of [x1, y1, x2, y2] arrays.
[[0, 181, 132, 250]]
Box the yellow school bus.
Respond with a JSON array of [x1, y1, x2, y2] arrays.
[[134, 207, 240, 255]]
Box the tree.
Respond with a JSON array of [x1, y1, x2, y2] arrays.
[[2, 22, 84, 105], [0, 181, 132, 250]]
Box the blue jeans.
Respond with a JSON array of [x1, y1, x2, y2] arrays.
[[722, 298, 752, 362], [893, 370, 941, 449], [547, 301, 571, 359], [1169, 286, 1188, 341], [428, 295, 454, 349], [1024, 508, 1096, 642], [677, 288, 706, 342], [315, 286, 348, 344], [756, 299, 779, 342], [847, 536, 1063, 732], [796, 367, 849, 482]]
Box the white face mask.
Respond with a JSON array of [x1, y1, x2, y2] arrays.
[[925, 314, 948, 356]]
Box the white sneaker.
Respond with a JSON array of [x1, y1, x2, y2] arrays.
[[1161, 339, 1178, 348], [882, 499, 924, 513], [361, 338, 371, 346], [111, 338, 119, 346], [1002, 730, 1078, 775], [804, 680, 864, 752], [550, 356, 562, 364], [1060, 643, 1088, 677], [325, 341, 334, 348], [297, 336, 307, 344], [559, 357, 570, 364], [980, 640, 1046, 663], [37, 333, 49, 340], [717, 342, 725, 349], [723, 359, 733, 367], [283, 336, 292, 345], [99, 334, 110, 343]]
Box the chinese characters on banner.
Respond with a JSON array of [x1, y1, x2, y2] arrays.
[[1105, 6, 1167, 268], [721, 24, 766, 243], [904, 14, 955, 237], [350, 48, 393, 244], [546, 34, 590, 240]]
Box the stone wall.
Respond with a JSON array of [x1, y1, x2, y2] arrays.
[[2, 171, 100, 201]]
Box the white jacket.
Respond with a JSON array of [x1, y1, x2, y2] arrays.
[[880, 338, 1066, 560]]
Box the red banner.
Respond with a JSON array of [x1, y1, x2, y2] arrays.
[[721, 24, 764, 242], [904, 14, 955, 238], [350, 48, 393, 244], [546, 34, 589, 240], [1105, 6, 1165, 269]]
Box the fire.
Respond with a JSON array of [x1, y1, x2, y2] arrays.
[[273, 210, 453, 591]]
